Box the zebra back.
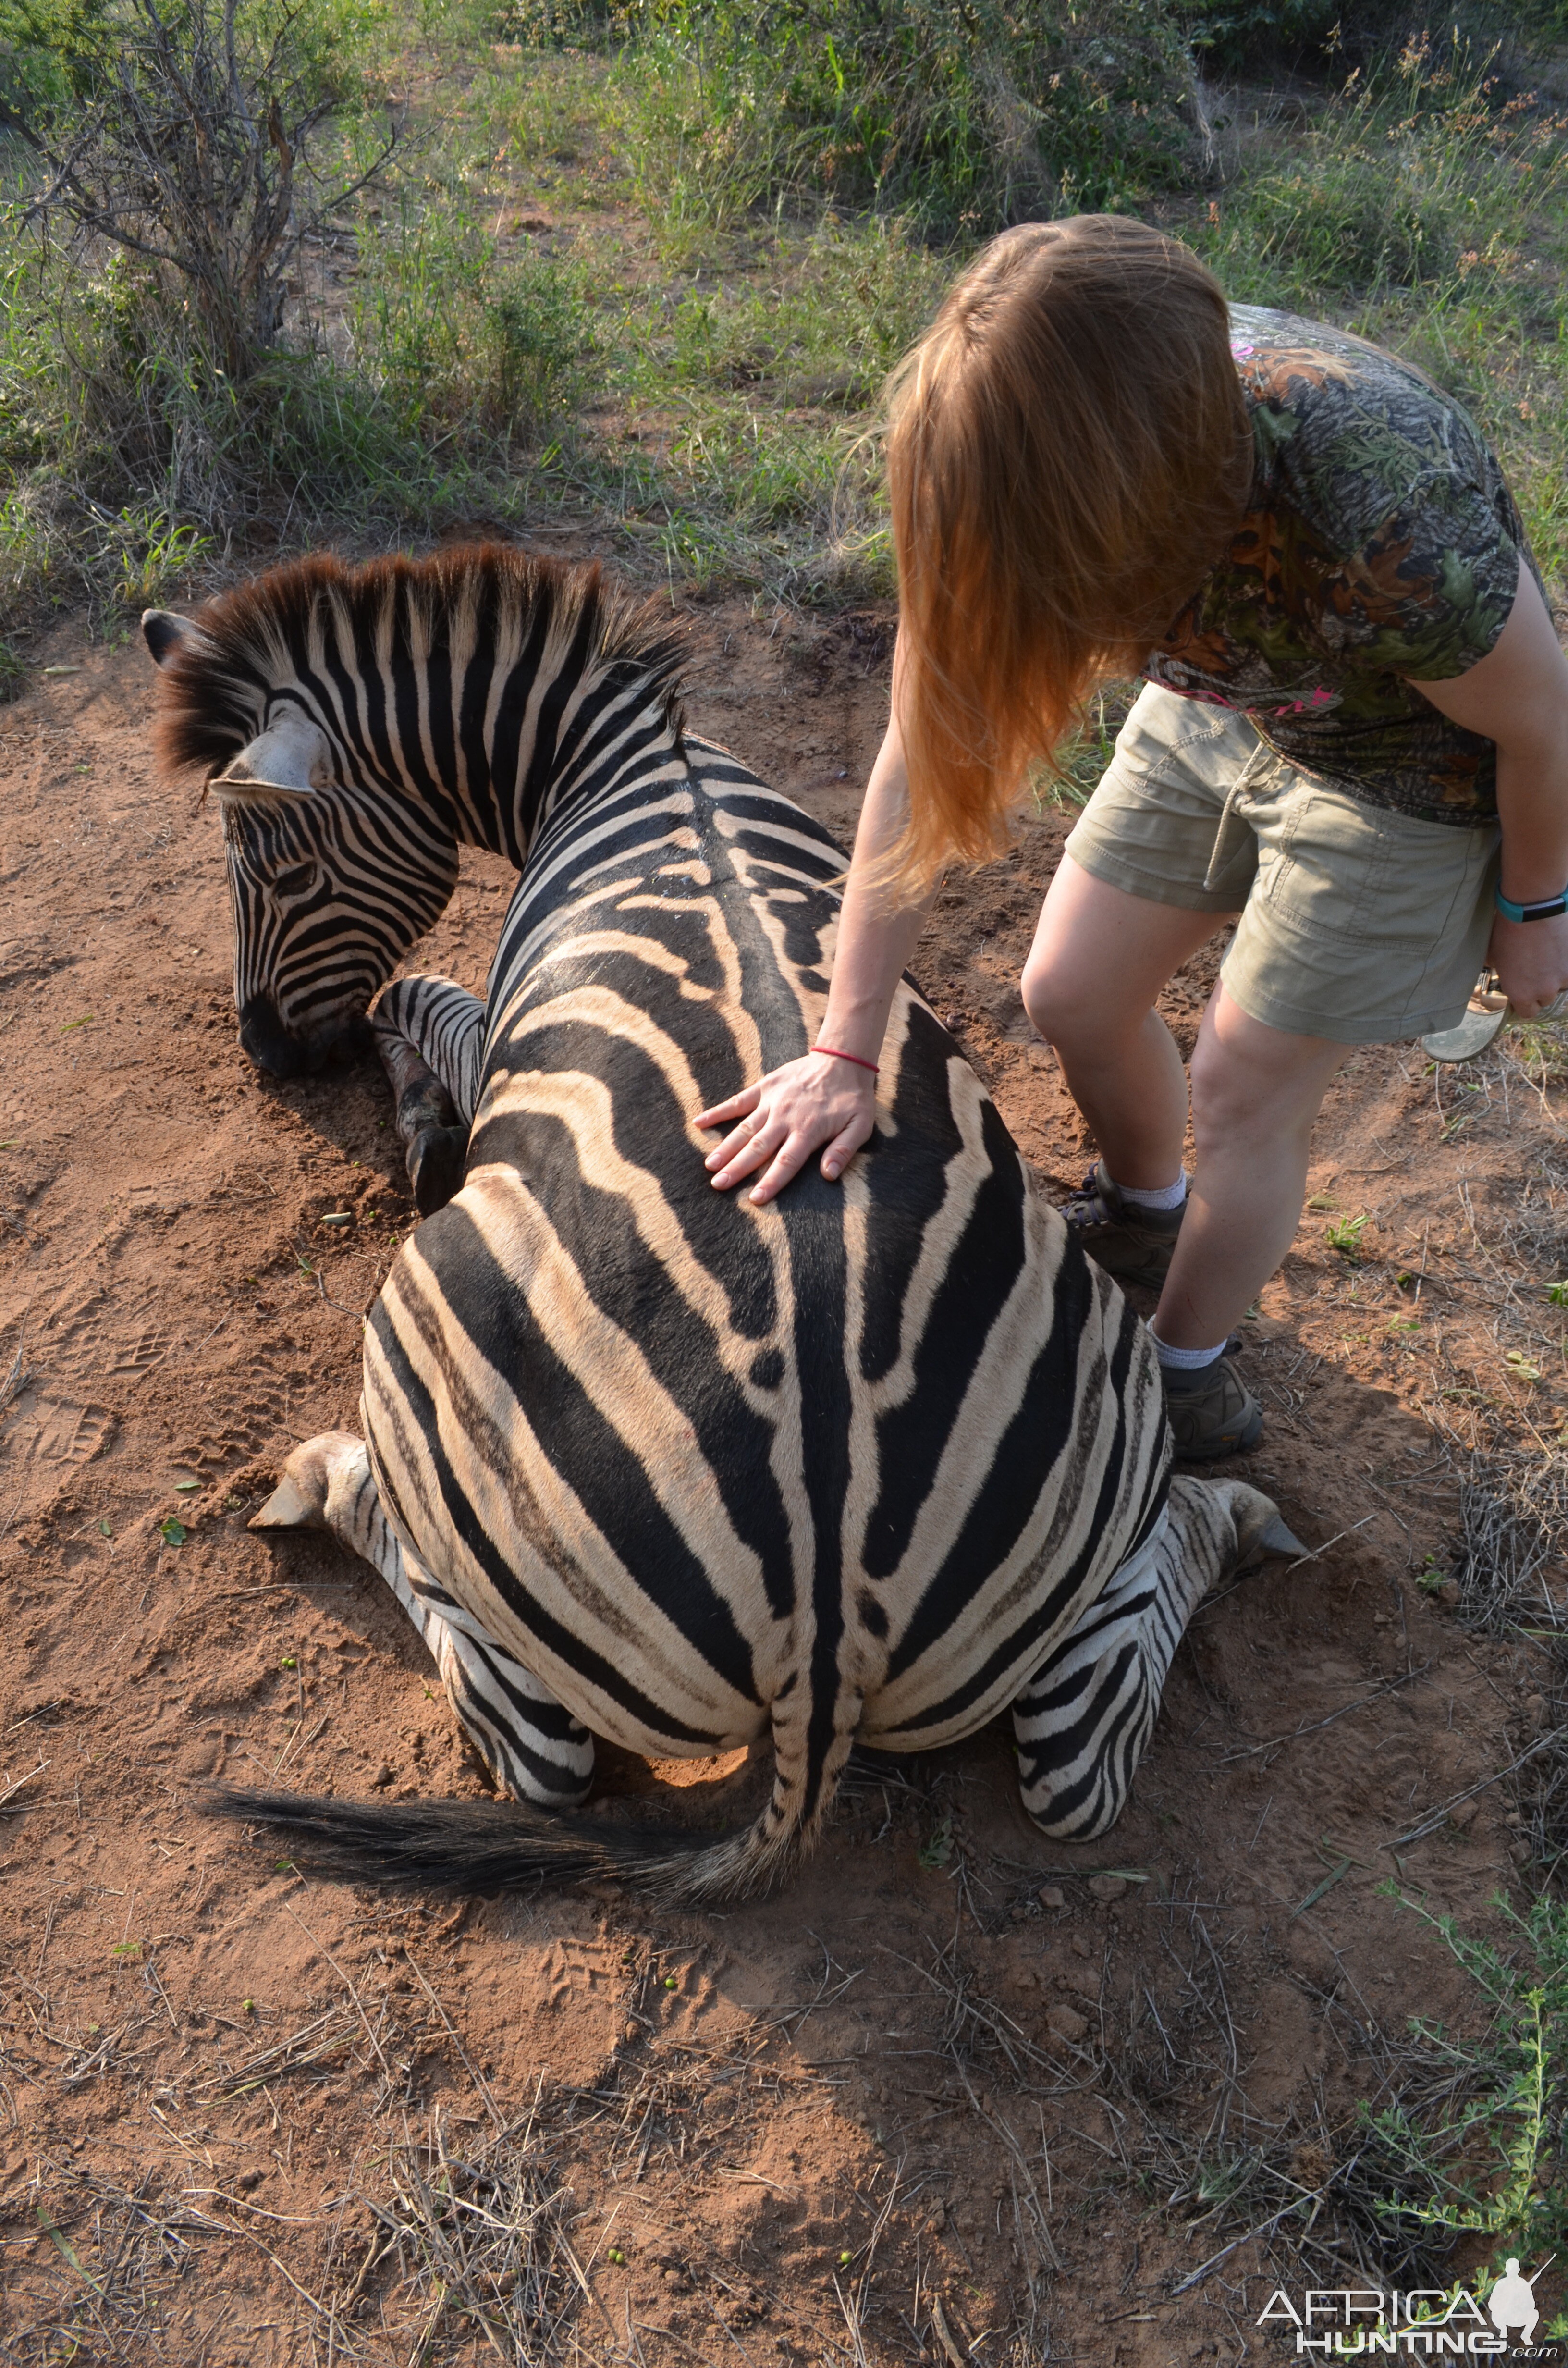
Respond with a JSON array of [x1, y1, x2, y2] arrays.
[[360, 741, 1170, 1894]]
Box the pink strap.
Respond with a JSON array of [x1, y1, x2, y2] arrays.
[[813, 1043, 879, 1074]]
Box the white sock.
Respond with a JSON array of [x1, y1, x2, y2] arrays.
[[1113, 1172, 1187, 1213], [1152, 1332, 1226, 1372]]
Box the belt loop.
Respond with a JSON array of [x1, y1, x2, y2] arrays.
[[1201, 735, 1274, 895]]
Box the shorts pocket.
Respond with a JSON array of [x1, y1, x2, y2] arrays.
[[1255, 787, 1400, 947]]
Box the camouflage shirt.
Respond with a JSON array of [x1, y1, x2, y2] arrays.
[[1145, 304, 1533, 825]]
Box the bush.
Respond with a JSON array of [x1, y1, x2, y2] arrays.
[[1196, 37, 1568, 301], [0, 0, 396, 377], [1176, 0, 1568, 75], [1370, 1886, 1568, 2316], [351, 198, 595, 443], [0, 0, 587, 634], [517, 0, 1209, 235], [1176, 0, 1338, 70]]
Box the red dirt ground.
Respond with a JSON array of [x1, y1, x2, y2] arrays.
[[0, 568, 1563, 2364]]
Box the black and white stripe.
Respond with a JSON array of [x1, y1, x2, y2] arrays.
[[145, 548, 1292, 1901]]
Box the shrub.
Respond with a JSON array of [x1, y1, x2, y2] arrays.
[[513, 0, 1209, 236], [1197, 38, 1568, 302], [1175, 0, 1339, 71], [1370, 1886, 1568, 2316], [0, 0, 397, 378], [351, 197, 594, 444]]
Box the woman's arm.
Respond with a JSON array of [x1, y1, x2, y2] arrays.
[[1410, 561, 1568, 1016], [697, 696, 934, 1205]]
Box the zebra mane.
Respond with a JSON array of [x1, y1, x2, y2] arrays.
[[151, 544, 689, 784]]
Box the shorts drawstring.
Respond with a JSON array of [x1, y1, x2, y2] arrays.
[[1201, 735, 1279, 894]]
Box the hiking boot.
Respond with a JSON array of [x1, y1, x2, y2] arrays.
[[1062, 1161, 1186, 1289], [1162, 1353, 1263, 1462]]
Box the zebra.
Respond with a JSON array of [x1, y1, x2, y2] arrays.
[[143, 545, 1298, 1903]]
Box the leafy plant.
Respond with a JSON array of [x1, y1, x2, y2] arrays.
[[918, 1813, 954, 1870], [353, 205, 594, 445], [115, 511, 213, 607], [551, 0, 1210, 237], [1174, 0, 1338, 70], [1372, 1887, 1568, 2322], [1324, 1211, 1371, 1259]]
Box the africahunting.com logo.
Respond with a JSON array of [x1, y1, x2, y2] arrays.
[[1258, 2265, 1557, 2355]]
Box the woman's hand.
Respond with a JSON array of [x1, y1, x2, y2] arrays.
[[697, 1052, 879, 1206], [695, 669, 930, 1207], [1489, 909, 1568, 1016]]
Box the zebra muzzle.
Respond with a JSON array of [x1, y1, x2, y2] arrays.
[[238, 997, 376, 1078]]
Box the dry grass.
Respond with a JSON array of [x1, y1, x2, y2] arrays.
[[329, 2103, 592, 2365], [2, 2165, 213, 2365], [1081, 1907, 1474, 2303]]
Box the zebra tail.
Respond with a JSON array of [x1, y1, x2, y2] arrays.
[[199, 1695, 857, 1907]]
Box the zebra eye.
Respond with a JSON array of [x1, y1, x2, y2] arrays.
[[271, 862, 320, 903]]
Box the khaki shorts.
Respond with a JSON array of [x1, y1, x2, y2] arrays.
[[1065, 683, 1500, 1045]]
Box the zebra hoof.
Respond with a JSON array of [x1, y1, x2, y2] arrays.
[[250, 1432, 358, 1530], [394, 1075, 458, 1138], [408, 1123, 468, 1217], [1258, 1514, 1307, 1558], [251, 1473, 322, 1530]]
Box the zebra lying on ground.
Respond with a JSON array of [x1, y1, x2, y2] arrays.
[[143, 545, 1298, 1903]]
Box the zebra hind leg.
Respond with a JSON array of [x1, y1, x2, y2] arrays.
[[372, 975, 486, 1217], [1014, 1477, 1300, 1841], [253, 1433, 595, 1810]]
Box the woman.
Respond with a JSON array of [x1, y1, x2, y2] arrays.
[[697, 215, 1568, 1459]]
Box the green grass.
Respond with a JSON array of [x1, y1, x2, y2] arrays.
[[501, 0, 1203, 240], [1325, 1210, 1372, 1258], [3, 0, 1568, 643]]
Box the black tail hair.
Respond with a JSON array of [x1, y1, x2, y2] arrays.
[[203, 1784, 777, 1906]]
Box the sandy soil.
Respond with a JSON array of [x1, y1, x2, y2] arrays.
[[0, 565, 1564, 2364]]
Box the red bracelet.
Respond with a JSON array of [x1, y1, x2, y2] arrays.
[[813, 1044, 879, 1074]]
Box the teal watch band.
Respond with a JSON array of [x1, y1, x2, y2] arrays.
[[1495, 884, 1568, 923]]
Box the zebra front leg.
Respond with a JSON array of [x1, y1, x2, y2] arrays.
[[253, 1433, 595, 1809], [372, 975, 486, 1217], [1013, 1477, 1301, 1841]]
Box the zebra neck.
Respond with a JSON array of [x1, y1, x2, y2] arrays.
[[459, 680, 684, 869]]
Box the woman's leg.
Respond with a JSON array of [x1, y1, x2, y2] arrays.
[[1154, 983, 1347, 1349], [1020, 854, 1231, 1186], [1025, 858, 1348, 1455]]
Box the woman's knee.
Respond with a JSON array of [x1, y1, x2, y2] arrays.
[[1021, 946, 1150, 1052], [1188, 999, 1344, 1143], [1020, 946, 1084, 1044], [1023, 866, 1225, 1051]]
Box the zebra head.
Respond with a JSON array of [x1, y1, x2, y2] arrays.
[[142, 603, 460, 1078], [143, 548, 685, 1079]]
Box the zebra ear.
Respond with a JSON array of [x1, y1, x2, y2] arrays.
[[213, 714, 333, 801], [142, 609, 211, 668]]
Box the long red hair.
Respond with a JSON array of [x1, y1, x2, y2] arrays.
[[885, 215, 1251, 892]]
